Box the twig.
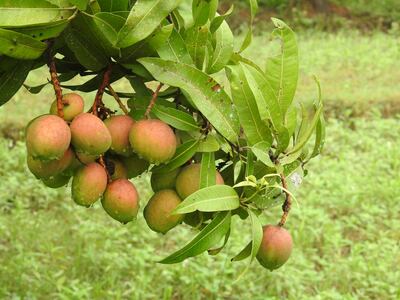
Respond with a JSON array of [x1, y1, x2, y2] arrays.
[[46, 41, 64, 119], [144, 83, 163, 119], [107, 84, 129, 115], [278, 173, 292, 227], [98, 156, 111, 183], [91, 64, 112, 118]]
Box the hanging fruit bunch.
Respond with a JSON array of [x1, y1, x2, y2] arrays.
[[0, 0, 325, 271]]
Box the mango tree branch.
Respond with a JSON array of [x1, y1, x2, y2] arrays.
[[46, 41, 64, 119], [144, 83, 163, 119], [107, 84, 129, 115], [91, 65, 112, 118], [278, 173, 292, 227]]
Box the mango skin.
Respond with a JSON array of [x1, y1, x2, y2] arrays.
[[120, 154, 149, 179], [27, 148, 74, 179], [101, 179, 139, 224], [129, 119, 176, 164], [25, 114, 71, 160], [71, 163, 108, 207], [144, 189, 184, 234], [75, 152, 99, 164], [42, 174, 71, 188], [175, 163, 224, 199], [150, 168, 180, 192], [256, 225, 293, 271], [50, 93, 84, 122], [70, 113, 111, 156], [104, 115, 135, 156]]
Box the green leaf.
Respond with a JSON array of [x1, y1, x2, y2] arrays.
[[0, 28, 47, 59], [159, 211, 231, 264], [227, 64, 272, 146], [138, 58, 240, 143], [63, 26, 109, 71], [210, 5, 233, 33], [245, 150, 254, 177], [208, 228, 230, 256], [152, 139, 199, 173], [197, 134, 220, 152], [152, 105, 200, 131], [0, 3, 75, 27], [117, 0, 181, 48], [0, 59, 34, 106], [152, 28, 193, 64], [208, 20, 233, 74], [185, 25, 209, 69], [265, 18, 299, 117], [200, 152, 216, 188], [173, 185, 240, 214], [11, 19, 70, 41], [231, 242, 251, 261], [287, 104, 323, 155], [248, 209, 263, 264], [251, 141, 276, 169], [239, 0, 258, 52], [192, 0, 210, 26]]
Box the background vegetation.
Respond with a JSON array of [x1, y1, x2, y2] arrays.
[[1, 1, 399, 299]]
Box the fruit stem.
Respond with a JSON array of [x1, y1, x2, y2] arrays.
[[91, 64, 112, 118], [278, 173, 292, 227], [107, 84, 129, 115], [46, 40, 64, 119], [144, 83, 163, 119], [98, 155, 111, 183]]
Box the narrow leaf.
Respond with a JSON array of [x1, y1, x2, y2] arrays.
[[138, 58, 240, 143], [208, 20, 233, 74], [159, 211, 231, 264], [0, 28, 46, 60], [227, 64, 272, 146], [152, 105, 200, 131], [173, 185, 240, 214], [152, 139, 199, 173], [117, 0, 181, 47], [251, 141, 276, 168], [200, 152, 216, 188]]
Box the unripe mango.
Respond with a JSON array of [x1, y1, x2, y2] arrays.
[[129, 119, 176, 164], [50, 93, 84, 122], [144, 189, 184, 234], [120, 154, 149, 178], [27, 148, 74, 179], [70, 113, 111, 155], [42, 174, 71, 188], [71, 163, 108, 207], [175, 163, 224, 199], [101, 179, 139, 224], [25, 114, 71, 160], [150, 168, 180, 192], [76, 152, 99, 164], [257, 225, 293, 271], [104, 115, 135, 156]]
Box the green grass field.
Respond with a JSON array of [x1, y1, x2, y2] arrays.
[[0, 30, 399, 299]]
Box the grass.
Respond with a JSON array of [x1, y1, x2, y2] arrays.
[[0, 30, 400, 299]]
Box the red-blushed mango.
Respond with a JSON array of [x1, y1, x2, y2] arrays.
[[175, 163, 224, 199], [150, 168, 180, 192], [25, 114, 71, 160], [106, 157, 128, 180], [129, 119, 176, 164], [144, 189, 184, 234], [42, 174, 71, 188], [70, 113, 111, 155], [101, 179, 139, 224], [120, 154, 149, 178], [71, 163, 108, 207], [27, 148, 74, 179], [104, 115, 134, 156], [50, 93, 84, 122], [256, 225, 293, 271]]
